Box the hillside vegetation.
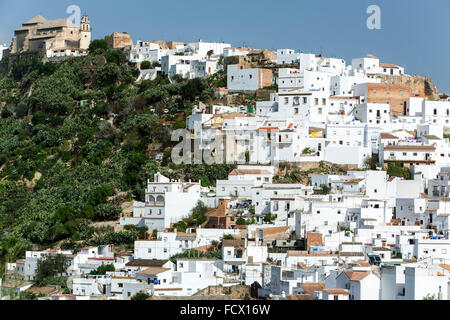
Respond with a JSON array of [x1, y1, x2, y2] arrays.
[[0, 41, 235, 268]]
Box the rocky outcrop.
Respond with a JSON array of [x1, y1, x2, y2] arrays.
[[378, 74, 440, 100]]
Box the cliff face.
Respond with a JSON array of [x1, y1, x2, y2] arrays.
[[378, 74, 440, 100]]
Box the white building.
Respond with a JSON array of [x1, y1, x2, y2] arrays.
[[0, 44, 8, 61], [120, 172, 201, 231], [277, 49, 301, 65], [227, 64, 273, 91]]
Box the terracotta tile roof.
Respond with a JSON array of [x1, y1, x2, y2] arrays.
[[380, 133, 399, 140], [323, 288, 349, 295], [298, 262, 311, 270], [380, 63, 400, 69], [223, 239, 245, 247], [343, 270, 370, 282], [257, 226, 290, 239], [384, 145, 435, 151], [350, 260, 371, 267], [439, 264, 450, 272], [137, 267, 170, 275], [220, 113, 246, 119], [229, 169, 271, 175], [176, 232, 197, 238], [301, 282, 325, 295]]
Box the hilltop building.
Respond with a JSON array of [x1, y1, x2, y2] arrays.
[[8, 14, 91, 59]]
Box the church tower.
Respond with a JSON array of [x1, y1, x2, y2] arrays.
[[79, 15, 91, 50]]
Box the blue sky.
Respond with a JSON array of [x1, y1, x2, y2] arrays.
[[1, 0, 449, 92]]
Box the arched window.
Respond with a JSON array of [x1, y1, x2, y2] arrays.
[[156, 195, 165, 205], [148, 195, 155, 204]]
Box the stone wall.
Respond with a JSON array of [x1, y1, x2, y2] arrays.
[[193, 285, 252, 299], [105, 32, 133, 49], [378, 74, 440, 100]]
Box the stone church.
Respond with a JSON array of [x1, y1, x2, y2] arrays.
[[9, 14, 91, 55]]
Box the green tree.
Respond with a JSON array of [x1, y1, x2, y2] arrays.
[[363, 155, 379, 170], [35, 254, 70, 286], [387, 162, 411, 179], [263, 213, 277, 224], [141, 61, 152, 70], [88, 39, 109, 54], [90, 264, 115, 275]]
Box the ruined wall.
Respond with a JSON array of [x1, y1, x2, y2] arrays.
[[193, 285, 252, 299], [378, 74, 440, 100], [105, 32, 133, 49]]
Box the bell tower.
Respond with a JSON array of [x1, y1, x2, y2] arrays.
[[79, 15, 91, 50]]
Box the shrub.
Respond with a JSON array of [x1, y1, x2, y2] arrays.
[[90, 264, 115, 275], [140, 61, 152, 70], [131, 292, 150, 300]]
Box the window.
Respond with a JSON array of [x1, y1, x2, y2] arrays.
[[148, 249, 152, 253], [118, 283, 123, 288]]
